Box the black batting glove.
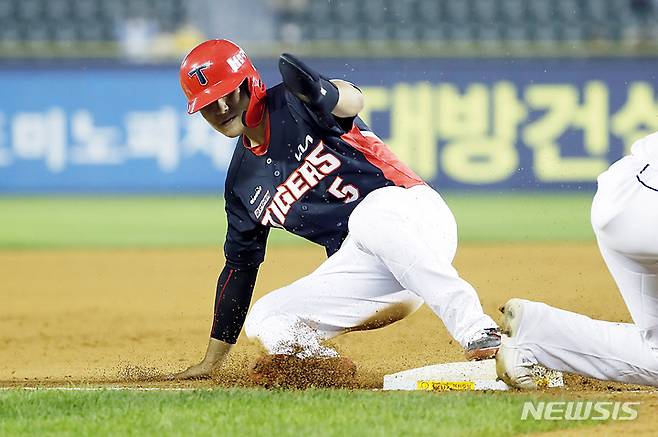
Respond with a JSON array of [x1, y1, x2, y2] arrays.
[[279, 53, 340, 117]]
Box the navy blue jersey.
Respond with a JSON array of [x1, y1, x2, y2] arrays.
[[224, 83, 424, 269]]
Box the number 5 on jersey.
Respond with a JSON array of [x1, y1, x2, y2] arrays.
[[328, 176, 359, 203]]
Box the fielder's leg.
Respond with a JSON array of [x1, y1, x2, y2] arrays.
[[498, 153, 658, 387]]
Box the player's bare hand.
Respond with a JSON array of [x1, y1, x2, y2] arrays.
[[166, 339, 232, 381], [167, 362, 216, 381]]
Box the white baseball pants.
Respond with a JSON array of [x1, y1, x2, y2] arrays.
[[508, 137, 658, 386], [244, 184, 497, 358]]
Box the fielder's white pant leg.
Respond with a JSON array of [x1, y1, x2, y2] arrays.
[[507, 299, 658, 386], [244, 235, 423, 358], [510, 152, 658, 386], [348, 185, 497, 346]]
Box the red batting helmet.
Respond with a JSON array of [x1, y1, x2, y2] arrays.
[[180, 39, 262, 114]]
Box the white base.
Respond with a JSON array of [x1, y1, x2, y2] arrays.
[[383, 359, 563, 391]]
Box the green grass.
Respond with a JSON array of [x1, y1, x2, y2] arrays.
[[0, 389, 598, 436], [446, 192, 594, 242], [0, 192, 595, 249]]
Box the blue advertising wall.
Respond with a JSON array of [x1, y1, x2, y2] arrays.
[[0, 58, 656, 193]]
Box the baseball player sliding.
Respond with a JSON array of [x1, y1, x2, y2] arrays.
[[497, 132, 658, 389], [173, 39, 500, 381]]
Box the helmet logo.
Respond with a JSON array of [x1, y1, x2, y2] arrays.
[[227, 50, 248, 73], [188, 62, 211, 86]]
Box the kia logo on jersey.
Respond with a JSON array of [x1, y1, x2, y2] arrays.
[[188, 62, 210, 85]]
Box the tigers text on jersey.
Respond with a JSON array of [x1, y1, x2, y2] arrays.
[[224, 84, 424, 268]]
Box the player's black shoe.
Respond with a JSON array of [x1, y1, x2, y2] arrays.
[[464, 327, 502, 361]]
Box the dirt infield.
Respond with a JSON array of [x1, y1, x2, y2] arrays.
[[0, 243, 653, 394]]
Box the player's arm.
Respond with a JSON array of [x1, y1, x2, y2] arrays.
[[172, 264, 259, 380], [279, 53, 363, 131], [172, 184, 268, 380]]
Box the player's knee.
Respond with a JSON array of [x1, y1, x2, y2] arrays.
[[245, 304, 296, 351], [246, 309, 329, 356], [243, 312, 260, 343], [244, 297, 273, 342]]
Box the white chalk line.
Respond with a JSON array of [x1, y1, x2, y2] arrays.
[[0, 387, 654, 394]]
